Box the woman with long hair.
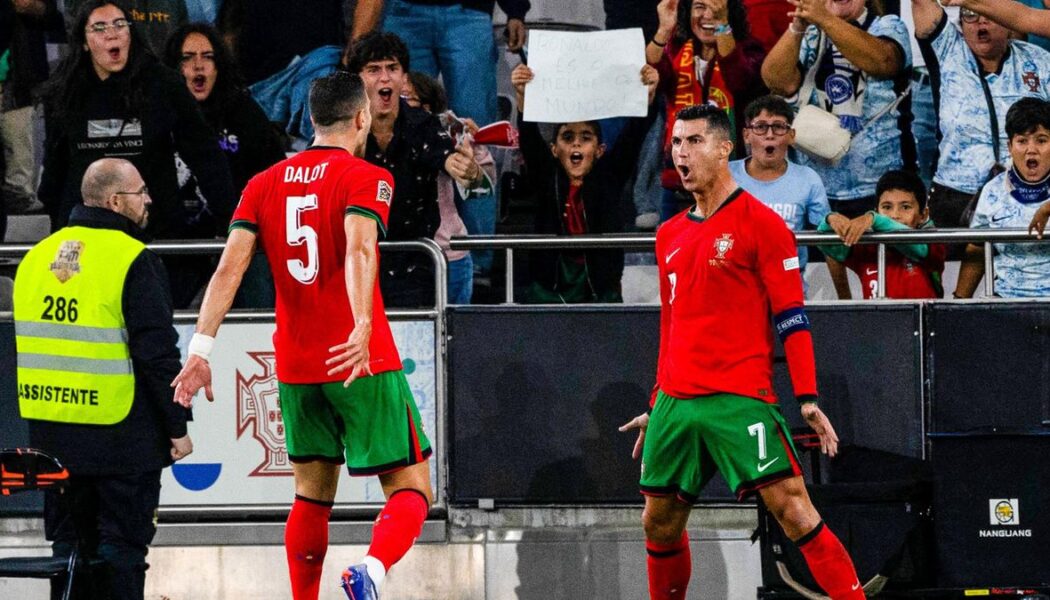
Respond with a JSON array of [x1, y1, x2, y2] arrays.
[[163, 22, 286, 308], [646, 0, 768, 221], [38, 0, 235, 307]]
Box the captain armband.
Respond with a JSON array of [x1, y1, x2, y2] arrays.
[[773, 307, 810, 342], [188, 333, 215, 362]]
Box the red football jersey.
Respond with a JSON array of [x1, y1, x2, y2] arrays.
[[845, 244, 947, 299], [231, 146, 401, 383], [655, 189, 817, 404]]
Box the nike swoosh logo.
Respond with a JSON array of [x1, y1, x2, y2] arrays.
[[851, 582, 861, 591], [865, 268, 878, 275], [757, 457, 780, 472], [666, 248, 681, 264]]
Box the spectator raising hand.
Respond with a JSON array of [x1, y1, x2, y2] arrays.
[[761, 0, 910, 219]]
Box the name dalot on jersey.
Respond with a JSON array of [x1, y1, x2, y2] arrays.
[[284, 163, 328, 184]]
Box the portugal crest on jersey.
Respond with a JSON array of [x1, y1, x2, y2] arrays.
[[714, 233, 735, 259]]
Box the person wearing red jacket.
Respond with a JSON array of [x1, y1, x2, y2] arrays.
[[620, 104, 865, 600]]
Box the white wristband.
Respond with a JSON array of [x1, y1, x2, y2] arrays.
[[188, 333, 215, 362]]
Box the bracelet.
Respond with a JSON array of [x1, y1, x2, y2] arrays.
[[713, 23, 733, 36], [188, 333, 215, 362], [650, 36, 667, 47], [789, 22, 806, 35]]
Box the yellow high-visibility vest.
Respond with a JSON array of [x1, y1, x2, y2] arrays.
[[14, 225, 144, 425]]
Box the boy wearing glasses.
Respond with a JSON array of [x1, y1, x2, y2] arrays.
[[729, 96, 829, 291]]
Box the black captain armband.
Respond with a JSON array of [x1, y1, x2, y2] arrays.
[[774, 307, 810, 342]]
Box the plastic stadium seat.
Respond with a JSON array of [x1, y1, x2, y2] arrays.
[[0, 448, 99, 600]]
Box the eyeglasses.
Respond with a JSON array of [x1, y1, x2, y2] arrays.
[[115, 186, 149, 197], [746, 122, 791, 136], [960, 8, 982, 23], [86, 18, 131, 35]]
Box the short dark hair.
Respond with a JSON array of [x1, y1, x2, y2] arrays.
[[675, 104, 732, 140], [744, 95, 794, 125], [407, 71, 447, 114], [1006, 97, 1050, 139], [309, 72, 368, 128], [876, 169, 928, 210], [344, 31, 410, 75], [550, 121, 604, 145]]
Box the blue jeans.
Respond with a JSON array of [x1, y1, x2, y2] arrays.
[[458, 190, 496, 274], [383, 0, 498, 126], [447, 253, 474, 304]]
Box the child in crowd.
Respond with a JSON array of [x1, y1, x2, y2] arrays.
[[820, 169, 946, 299], [729, 95, 829, 293], [511, 63, 659, 303]]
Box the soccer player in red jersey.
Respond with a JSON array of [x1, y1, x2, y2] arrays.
[[171, 72, 431, 600], [619, 104, 866, 600]]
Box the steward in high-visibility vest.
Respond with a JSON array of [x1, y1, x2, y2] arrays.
[[14, 159, 191, 478], [22, 102, 194, 600]]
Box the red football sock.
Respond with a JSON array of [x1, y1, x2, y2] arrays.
[[285, 495, 333, 600], [796, 521, 865, 600], [367, 489, 429, 570], [646, 532, 691, 600]]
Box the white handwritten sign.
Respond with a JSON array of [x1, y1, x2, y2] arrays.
[[524, 28, 648, 123]]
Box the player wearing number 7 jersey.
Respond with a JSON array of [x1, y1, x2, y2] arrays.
[[171, 72, 432, 600], [618, 105, 866, 600]]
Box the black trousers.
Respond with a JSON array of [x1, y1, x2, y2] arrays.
[[45, 470, 162, 600]]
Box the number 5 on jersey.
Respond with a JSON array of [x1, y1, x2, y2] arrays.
[[286, 194, 319, 284]]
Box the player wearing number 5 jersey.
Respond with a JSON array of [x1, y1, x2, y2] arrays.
[[619, 105, 866, 600], [172, 73, 431, 600]]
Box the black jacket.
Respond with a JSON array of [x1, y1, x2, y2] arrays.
[[365, 99, 455, 288], [401, 0, 530, 20], [178, 91, 286, 236], [521, 109, 656, 299], [28, 205, 191, 476], [39, 60, 236, 239]]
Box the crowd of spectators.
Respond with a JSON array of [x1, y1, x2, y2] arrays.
[[2, 0, 1050, 305]]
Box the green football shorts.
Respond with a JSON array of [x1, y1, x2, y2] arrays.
[[640, 390, 802, 502], [278, 370, 431, 476]]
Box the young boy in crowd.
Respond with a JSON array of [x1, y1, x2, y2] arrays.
[[511, 63, 659, 303], [820, 169, 947, 299], [729, 95, 829, 293]]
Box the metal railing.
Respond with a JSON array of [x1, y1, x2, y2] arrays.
[[448, 228, 1049, 301]]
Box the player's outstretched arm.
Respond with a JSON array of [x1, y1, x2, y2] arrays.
[[171, 228, 257, 407], [619, 413, 650, 460], [800, 402, 839, 457], [326, 214, 378, 387]]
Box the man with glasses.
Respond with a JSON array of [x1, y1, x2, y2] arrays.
[[912, 0, 1050, 230], [13, 157, 192, 600], [729, 95, 829, 294]]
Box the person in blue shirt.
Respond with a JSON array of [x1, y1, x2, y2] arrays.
[[958, 97, 1050, 298], [762, 0, 912, 217], [729, 95, 829, 291], [913, 0, 1050, 230]]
